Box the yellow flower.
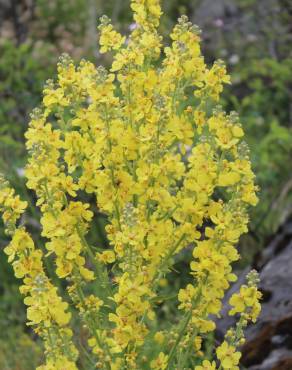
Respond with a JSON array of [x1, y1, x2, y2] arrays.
[[218, 171, 241, 187], [98, 19, 125, 53], [150, 352, 168, 370], [154, 331, 165, 344], [96, 250, 116, 264], [229, 284, 262, 322], [216, 341, 241, 369], [195, 360, 217, 370], [43, 87, 69, 107]]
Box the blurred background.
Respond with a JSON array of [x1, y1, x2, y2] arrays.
[[0, 0, 291, 369]]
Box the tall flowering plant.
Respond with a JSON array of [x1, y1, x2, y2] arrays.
[[0, 1, 261, 369]]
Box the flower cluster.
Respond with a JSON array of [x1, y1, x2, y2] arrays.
[[0, 0, 260, 369], [0, 176, 78, 370], [214, 270, 262, 370]]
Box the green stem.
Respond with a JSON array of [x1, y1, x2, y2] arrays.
[[178, 330, 198, 369], [76, 225, 114, 304], [153, 233, 186, 285], [75, 283, 111, 370], [167, 310, 193, 369], [166, 282, 205, 369]]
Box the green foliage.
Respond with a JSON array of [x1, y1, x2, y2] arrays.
[[0, 235, 42, 369], [0, 41, 55, 166], [0, 327, 42, 370], [225, 58, 292, 238]]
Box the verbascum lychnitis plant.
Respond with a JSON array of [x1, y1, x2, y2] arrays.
[[0, 1, 261, 369]]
